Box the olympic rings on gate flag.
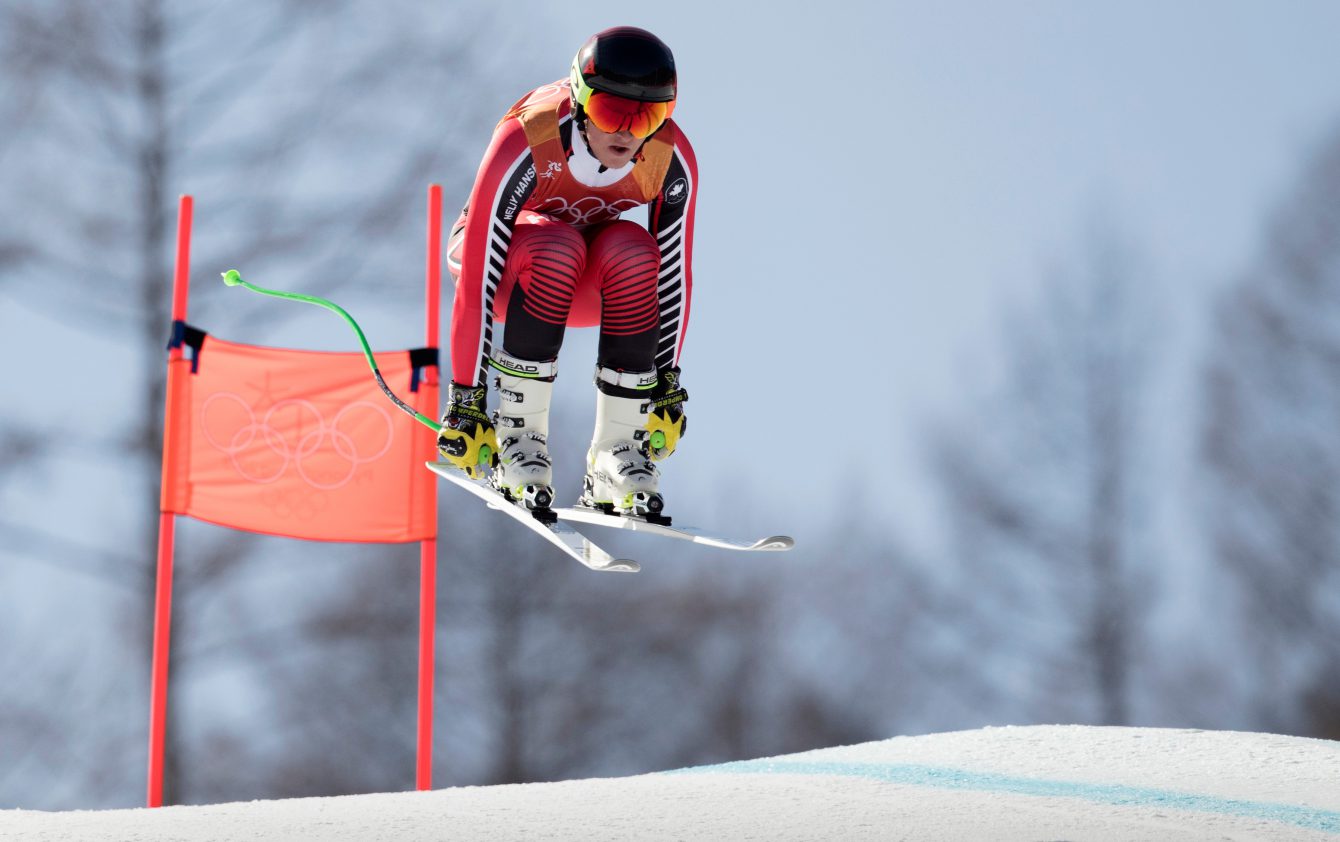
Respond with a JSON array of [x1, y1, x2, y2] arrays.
[[200, 393, 395, 491]]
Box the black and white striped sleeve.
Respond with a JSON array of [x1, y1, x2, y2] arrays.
[[647, 131, 698, 371]]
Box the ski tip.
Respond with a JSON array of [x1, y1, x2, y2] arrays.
[[753, 536, 795, 551], [606, 559, 641, 573]]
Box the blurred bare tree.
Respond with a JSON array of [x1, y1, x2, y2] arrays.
[[762, 504, 960, 742], [927, 218, 1159, 727], [1199, 122, 1340, 740], [0, 0, 526, 807]]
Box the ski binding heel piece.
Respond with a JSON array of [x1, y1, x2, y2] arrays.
[[622, 491, 671, 525], [494, 479, 558, 524]]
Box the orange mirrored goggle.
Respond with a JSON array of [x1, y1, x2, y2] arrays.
[[579, 89, 675, 139]]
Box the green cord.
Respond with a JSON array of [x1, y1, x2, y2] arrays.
[[220, 269, 440, 432]]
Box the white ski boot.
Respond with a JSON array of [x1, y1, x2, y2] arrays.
[[580, 367, 667, 522], [490, 354, 557, 515]]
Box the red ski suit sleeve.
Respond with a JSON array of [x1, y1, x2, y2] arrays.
[[449, 117, 536, 387]]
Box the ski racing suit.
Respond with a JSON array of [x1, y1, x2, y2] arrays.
[[447, 80, 697, 388]]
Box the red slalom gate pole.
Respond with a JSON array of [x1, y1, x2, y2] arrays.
[[147, 194, 193, 808], [416, 184, 443, 791]]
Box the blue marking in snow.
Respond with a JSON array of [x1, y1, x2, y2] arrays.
[[669, 759, 1340, 835]]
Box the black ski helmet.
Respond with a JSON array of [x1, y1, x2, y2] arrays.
[[570, 27, 677, 105]]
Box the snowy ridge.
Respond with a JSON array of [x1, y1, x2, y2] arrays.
[[4, 725, 1338, 841]]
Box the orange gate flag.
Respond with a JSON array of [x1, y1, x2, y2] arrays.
[[160, 330, 439, 543], [148, 190, 445, 810]]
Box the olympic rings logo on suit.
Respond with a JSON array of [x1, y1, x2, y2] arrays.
[[200, 393, 395, 490], [531, 196, 642, 226]]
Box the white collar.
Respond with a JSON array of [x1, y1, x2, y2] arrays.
[[567, 122, 636, 188]]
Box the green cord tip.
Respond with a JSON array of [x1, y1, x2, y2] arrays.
[[221, 269, 242, 286]]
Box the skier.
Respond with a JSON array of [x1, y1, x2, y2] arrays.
[[436, 26, 695, 521]]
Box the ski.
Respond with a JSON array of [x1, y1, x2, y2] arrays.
[[426, 462, 640, 573], [553, 506, 794, 552]]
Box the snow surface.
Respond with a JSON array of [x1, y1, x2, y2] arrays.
[[4, 725, 1338, 841]]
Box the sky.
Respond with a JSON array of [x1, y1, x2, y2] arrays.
[[529, 0, 1340, 541], [5, 2, 1339, 535], [2, 0, 1338, 605]]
